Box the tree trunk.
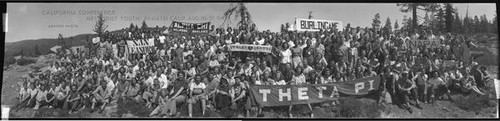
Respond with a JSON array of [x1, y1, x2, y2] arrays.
[[412, 4, 418, 34]]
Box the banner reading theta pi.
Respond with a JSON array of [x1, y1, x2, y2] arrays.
[[248, 76, 380, 107]]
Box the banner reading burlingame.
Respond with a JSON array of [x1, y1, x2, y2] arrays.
[[127, 38, 155, 54], [170, 21, 211, 34], [228, 44, 273, 53], [248, 76, 381, 107], [295, 18, 343, 32]]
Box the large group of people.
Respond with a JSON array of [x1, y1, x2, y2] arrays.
[[12, 22, 494, 118]]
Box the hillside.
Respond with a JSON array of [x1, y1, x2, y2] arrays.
[[4, 33, 94, 66]]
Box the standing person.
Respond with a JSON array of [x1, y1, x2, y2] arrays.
[[288, 67, 313, 118], [187, 75, 207, 117], [291, 41, 303, 68], [279, 43, 292, 73], [414, 68, 429, 103]]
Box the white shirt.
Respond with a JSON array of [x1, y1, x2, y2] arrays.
[[189, 82, 206, 91], [159, 36, 166, 43], [158, 74, 169, 89], [281, 49, 292, 64], [256, 38, 265, 45]]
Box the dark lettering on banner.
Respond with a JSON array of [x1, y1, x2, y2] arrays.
[[228, 44, 273, 53], [170, 21, 210, 35], [295, 18, 343, 32], [248, 76, 380, 107]]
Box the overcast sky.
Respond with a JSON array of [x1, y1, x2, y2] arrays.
[[5, 3, 497, 42]]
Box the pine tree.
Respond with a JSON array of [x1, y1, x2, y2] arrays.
[[372, 13, 381, 31], [473, 15, 480, 33], [453, 12, 462, 33], [394, 19, 400, 32], [385, 17, 392, 31], [444, 3, 455, 33], [141, 20, 148, 29], [93, 13, 108, 37], [435, 8, 445, 33], [129, 23, 135, 31], [424, 12, 431, 28], [480, 15, 489, 33]]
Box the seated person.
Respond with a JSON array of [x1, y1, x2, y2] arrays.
[[188, 75, 207, 117]]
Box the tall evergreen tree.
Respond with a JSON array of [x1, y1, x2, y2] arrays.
[[372, 13, 381, 31], [394, 19, 400, 32], [141, 20, 148, 29], [444, 3, 455, 33], [384, 17, 392, 32], [453, 12, 462, 33], [397, 3, 440, 34], [93, 13, 108, 37], [435, 8, 446, 33], [129, 23, 135, 31], [473, 15, 480, 33], [480, 15, 489, 33]]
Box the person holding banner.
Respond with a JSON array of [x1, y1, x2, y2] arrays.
[[288, 67, 313, 118]]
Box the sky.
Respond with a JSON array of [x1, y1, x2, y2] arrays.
[[5, 3, 497, 42]]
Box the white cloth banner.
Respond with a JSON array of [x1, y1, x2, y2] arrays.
[[494, 79, 500, 99], [228, 44, 273, 53], [295, 18, 343, 32], [126, 38, 156, 54]]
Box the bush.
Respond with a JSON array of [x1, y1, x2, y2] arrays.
[[4, 57, 16, 67], [453, 88, 498, 112], [16, 58, 37, 66]]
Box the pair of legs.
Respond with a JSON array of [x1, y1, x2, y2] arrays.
[[288, 103, 313, 118], [187, 95, 207, 117], [165, 95, 187, 116], [397, 88, 421, 113], [66, 100, 80, 113], [91, 94, 109, 112], [417, 84, 428, 103], [142, 91, 158, 108]]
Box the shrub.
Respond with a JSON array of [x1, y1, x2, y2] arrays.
[[16, 58, 37, 66]]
